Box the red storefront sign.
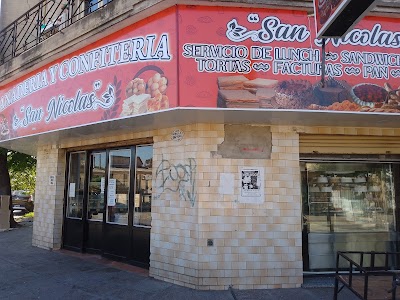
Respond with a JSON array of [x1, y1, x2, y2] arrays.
[[0, 5, 399, 141], [0, 7, 178, 141], [179, 6, 399, 112]]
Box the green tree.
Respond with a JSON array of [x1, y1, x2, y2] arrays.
[[9, 169, 36, 194], [8, 151, 36, 194], [0, 148, 36, 227]]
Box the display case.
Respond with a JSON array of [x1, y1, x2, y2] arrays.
[[301, 161, 397, 271], [304, 163, 395, 233]]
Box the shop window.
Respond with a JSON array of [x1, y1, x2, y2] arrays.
[[107, 149, 130, 225], [303, 162, 395, 233], [133, 145, 153, 227], [86, 0, 112, 14], [66, 152, 86, 219], [301, 161, 398, 271]]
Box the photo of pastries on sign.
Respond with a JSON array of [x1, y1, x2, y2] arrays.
[[121, 67, 169, 117], [309, 81, 400, 113], [0, 114, 10, 141], [318, 0, 342, 25], [216, 75, 400, 113]]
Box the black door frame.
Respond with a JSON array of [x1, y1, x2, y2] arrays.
[[62, 151, 88, 252], [84, 150, 107, 255], [62, 144, 151, 268]]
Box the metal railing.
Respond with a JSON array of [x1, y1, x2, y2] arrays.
[[0, 0, 114, 66], [334, 251, 400, 300]]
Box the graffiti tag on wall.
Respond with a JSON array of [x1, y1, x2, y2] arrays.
[[155, 158, 196, 206]]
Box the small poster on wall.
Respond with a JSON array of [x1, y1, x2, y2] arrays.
[[239, 167, 264, 204]]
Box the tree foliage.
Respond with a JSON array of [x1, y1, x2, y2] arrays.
[[0, 147, 36, 227], [7, 151, 36, 194], [9, 168, 36, 194], [8, 151, 36, 172]]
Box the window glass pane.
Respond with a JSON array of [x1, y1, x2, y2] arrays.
[[66, 152, 86, 219], [303, 162, 395, 233], [107, 149, 130, 225], [88, 0, 99, 13], [134, 145, 153, 227], [87, 152, 106, 221]]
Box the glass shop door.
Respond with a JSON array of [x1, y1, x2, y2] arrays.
[[102, 148, 132, 259], [85, 151, 107, 253], [63, 151, 87, 251], [63, 145, 152, 267]]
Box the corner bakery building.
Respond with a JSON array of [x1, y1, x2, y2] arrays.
[[1, 3, 400, 290]]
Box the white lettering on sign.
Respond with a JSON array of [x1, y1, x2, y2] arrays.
[[226, 16, 310, 44], [315, 24, 400, 49], [0, 71, 49, 111], [182, 43, 251, 73], [45, 84, 115, 123], [12, 83, 115, 129], [12, 105, 44, 129], [182, 13, 400, 80], [0, 33, 171, 113]]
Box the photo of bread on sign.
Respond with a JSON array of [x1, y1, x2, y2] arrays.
[[217, 75, 281, 109], [121, 65, 169, 117]]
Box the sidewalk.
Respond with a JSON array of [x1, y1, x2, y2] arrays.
[[0, 223, 358, 300]]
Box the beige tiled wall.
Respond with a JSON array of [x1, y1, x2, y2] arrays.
[[33, 124, 400, 290], [149, 124, 303, 289], [33, 145, 66, 249]]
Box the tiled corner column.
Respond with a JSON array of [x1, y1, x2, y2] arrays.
[[150, 124, 211, 288], [268, 126, 303, 288], [196, 125, 302, 290], [150, 124, 303, 290], [32, 145, 66, 250]]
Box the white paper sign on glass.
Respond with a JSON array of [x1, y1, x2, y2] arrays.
[[100, 177, 105, 194], [69, 183, 76, 198], [239, 167, 264, 204], [107, 178, 117, 206]]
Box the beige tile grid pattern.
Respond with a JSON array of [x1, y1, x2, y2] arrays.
[[32, 124, 400, 290], [149, 124, 302, 290], [33, 145, 66, 250]]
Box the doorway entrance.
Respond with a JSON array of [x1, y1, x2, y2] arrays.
[[62, 144, 153, 267]]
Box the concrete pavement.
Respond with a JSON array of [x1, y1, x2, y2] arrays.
[[0, 221, 358, 300]]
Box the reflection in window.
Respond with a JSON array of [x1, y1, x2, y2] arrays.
[[107, 149, 130, 225], [86, 0, 112, 13], [302, 162, 395, 233], [87, 152, 106, 221], [66, 152, 86, 219], [134, 145, 153, 227]]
